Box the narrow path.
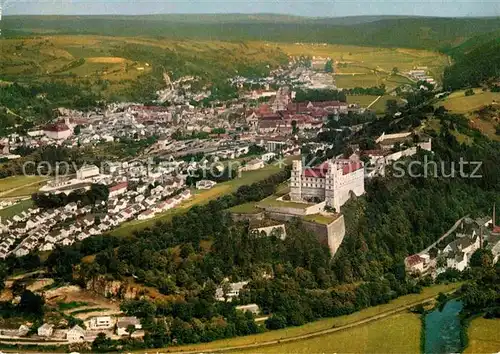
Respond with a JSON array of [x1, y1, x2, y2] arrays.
[[367, 95, 382, 109], [160, 290, 457, 354], [420, 216, 467, 255]]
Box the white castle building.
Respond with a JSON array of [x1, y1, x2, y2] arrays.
[[290, 159, 365, 212]]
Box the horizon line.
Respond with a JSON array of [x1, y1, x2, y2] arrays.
[[3, 13, 500, 19]]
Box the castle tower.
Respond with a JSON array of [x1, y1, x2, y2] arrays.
[[290, 160, 302, 201], [324, 160, 339, 211]]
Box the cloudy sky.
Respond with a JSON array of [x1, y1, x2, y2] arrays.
[[4, 0, 500, 17]]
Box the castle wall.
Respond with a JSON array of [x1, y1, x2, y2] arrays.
[[266, 212, 346, 256]]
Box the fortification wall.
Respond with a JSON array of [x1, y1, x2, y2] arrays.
[[265, 211, 345, 257]]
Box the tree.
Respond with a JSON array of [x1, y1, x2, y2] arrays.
[[324, 59, 334, 73], [469, 249, 493, 268], [74, 125, 82, 135], [92, 332, 114, 352], [0, 263, 6, 293], [385, 99, 399, 116], [19, 290, 44, 316], [265, 314, 287, 330], [465, 89, 475, 96], [392, 67, 399, 75], [126, 324, 137, 338], [291, 120, 298, 134]]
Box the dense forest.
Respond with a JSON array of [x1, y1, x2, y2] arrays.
[[4, 15, 500, 51], [443, 37, 500, 90]]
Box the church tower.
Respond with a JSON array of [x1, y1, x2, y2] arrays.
[[290, 160, 302, 202]]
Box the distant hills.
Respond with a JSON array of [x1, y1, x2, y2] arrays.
[[3, 15, 500, 51]]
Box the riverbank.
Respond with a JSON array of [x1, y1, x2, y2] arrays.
[[464, 317, 500, 353], [138, 283, 460, 353]]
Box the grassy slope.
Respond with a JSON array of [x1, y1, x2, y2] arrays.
[[0, 176, 46, 193], [237, 313, 421, 353], [434, 89, 500, 141], [439, 89, 500, 114], [148, 283, 459, 353], [464, 317, 500, 354], [0, 199, 34, 220], [0, 36, 288, 100], [109, 163, 283, 237]]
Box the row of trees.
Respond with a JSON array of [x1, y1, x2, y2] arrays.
[[32, 183, 110, 209]]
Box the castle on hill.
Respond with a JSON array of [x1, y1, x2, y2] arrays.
[[290, 158, 365, 212]]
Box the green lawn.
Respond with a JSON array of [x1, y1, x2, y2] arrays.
[[0, 199, 34, 220], [438, 89, 500, 114], [237, 313, 421, 354], [153, 283, 460, 353], [257, 194, 313, 210], [229, 203, 263, 214], [0, 176, 47, 194], [301, 213, 340, 225], [110, 163, 284, 237], [464, 317, 500, 354]]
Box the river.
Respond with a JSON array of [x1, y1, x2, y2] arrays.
[[424, 299, 464, 354]]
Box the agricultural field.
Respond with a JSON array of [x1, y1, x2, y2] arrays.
[[0, 175, 47, 195], [0, 35, 287, 100], [438, 89, 500, 114], [161, 283, 460, 353], [464, 317, 500, 354], [110, 162, 283, 237], [435, 89, 500, 141], [238, 313, 421, 354], [270, 42, 448, 90]]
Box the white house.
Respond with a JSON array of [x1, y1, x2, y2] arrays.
[[89, 316, 113, 330], [37, 323, 54, 337], [196, 180, 217, 190], [239, 159, 265, 172], [116, 317, 142, 336], [109, 182, 128, 198], [215, 281, 249, 302], [235, 303, 260, 315], [66, 325, 86, 342]]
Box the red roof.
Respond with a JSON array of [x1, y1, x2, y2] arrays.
[[303, 161, 363, 178], [362, 150, 387, 157], [342, 162, 363, 175], [304, 161, 329, 178], [406, 254, 424, 267], [493, 226, 500, 234], [110, 182, 128, 192], [44, 123, 70, 132]]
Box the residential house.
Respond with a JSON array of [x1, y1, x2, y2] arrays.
[[66, 325, 86, 342], [235, 304, 260, 315], [239, 159, 265, 172], [196, 180, 217, 190], [89, 316, 113, 331], [116, 317, 142, 336], [109, 182, 128, 198], [215, 281, 249, 302], [37, 323, 54, 337]]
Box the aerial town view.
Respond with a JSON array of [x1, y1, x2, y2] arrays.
[[0, 0, 499, 353]]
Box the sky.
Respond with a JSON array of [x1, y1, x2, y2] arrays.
[[3, 0, 500, 17]]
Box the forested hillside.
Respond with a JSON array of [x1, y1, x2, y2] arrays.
[[4, 15, 500, 51], [443, 37, 500, 90]]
